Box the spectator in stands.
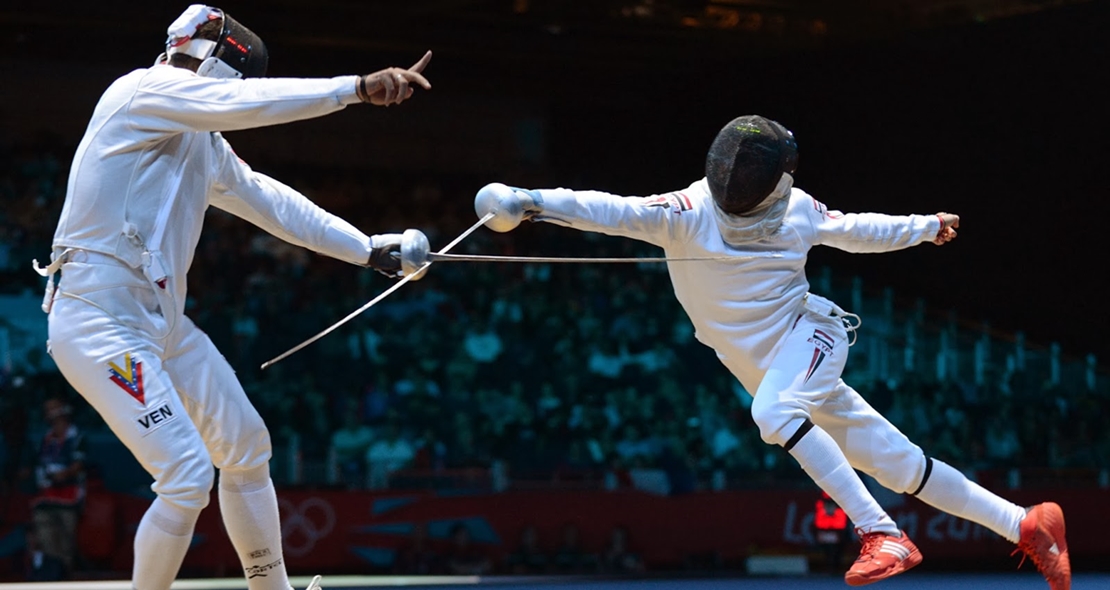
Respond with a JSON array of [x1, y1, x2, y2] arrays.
[[554, 438, 598, 483], [658, 436, 698, 496], [587, 340, 628, 379], [984, 413, 1022, 467], [29, 397, 85, 578], [392, 522, 443, 575], [602, 525, 645, 574], [230, 301, 259, 366], [0, 415, 8, 494], [361, 373, 393, 423], [394, 366, 441, 398], [365, 420, 415, 489], [535, 381, 562, 419], [328, 402, 374, 489], [602, 453, 633, 490], [412, 427, 447, 471], [445, 415, 492, 469], [614, 423, 659, 464], [632, 339, 678, 374], [553, 522, 599, 574], [463, 319, 503, 364], [926, 429, 965, 467], [23, 526, 67, 582], [504, 524, 549, 574], [444, 522, 492, 575], [709, 420, 741, 462]]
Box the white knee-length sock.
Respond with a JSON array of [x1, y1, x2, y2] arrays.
[[133, 497, 201, 590], [912, 458, 1025, 543], [787, 422, 899, 535], [219, 465, 293, 590]]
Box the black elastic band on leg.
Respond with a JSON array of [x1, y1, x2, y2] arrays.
[[910, 456, 934, 496], [782, 419, 815, 452]]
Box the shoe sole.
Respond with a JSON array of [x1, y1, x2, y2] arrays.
[[844, 548, 923, 587]]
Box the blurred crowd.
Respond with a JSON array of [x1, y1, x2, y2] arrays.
[[3, 142, 1110, 505]]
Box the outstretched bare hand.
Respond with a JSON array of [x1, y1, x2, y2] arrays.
[[358, 50, 432, 106], [934, 212, 959, 245]]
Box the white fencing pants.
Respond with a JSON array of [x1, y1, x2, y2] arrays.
[[47, 258, 272, 511], [751, 296, 926, 494]]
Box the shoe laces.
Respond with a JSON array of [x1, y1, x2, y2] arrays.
[[1011, 541, 1037, 570], [856, 530, 886, 562], [1012, 539, 1063, 582]]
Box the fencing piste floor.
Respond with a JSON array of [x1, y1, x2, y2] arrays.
[[2, 573, 1109, 590]]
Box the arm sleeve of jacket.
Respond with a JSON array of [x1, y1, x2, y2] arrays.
[[805, 195, 941, 253], [208, 135, 372, 266], [533, 188, 695, 248], [128, 69, 362, 133]]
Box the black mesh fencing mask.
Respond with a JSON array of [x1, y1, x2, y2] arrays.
[[705, 115, 798, 216]]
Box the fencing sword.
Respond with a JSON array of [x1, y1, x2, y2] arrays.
[[425, 252, 771, 264], [397, 229, 780, 275], [259, 212, 494, 370]]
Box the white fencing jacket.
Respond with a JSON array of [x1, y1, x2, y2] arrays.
[[534, 178, 942, 393], [44, 64, 373, 317]]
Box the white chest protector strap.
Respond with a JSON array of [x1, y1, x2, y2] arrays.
[[138, 186, 179, 288], [33, 187, 178, 315]]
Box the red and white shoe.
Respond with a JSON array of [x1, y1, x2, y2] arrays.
[[844, 529, 922, 586], [1014, 502, 1071, 590]]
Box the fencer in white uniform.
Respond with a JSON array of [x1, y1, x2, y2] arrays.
[[475, 115, 1070, 588], [34, 5, 430, 590]]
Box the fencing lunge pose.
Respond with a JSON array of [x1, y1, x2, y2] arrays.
[[473, 115, 1070, 588], [34, 5, 428, 590]]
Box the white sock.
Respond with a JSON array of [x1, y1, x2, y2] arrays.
[[133, 497, 201, 590], [219, 465, 293, 590], [787, 423, 899, 535], [912, 458, 1025, 543]]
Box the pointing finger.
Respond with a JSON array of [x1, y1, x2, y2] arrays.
[[409, 50, 432, 74]]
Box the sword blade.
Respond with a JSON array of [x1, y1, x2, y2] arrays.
[[260, 213, 494, 370], [425, 252, 779, 264]]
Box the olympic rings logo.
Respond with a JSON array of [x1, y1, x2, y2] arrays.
[[279, 497, 336, 557]]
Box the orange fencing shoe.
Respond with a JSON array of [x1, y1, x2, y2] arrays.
[[844, 530, 922, 586], [1014, 502, 1071, 590]]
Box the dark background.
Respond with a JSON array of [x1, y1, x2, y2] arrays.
[[2, 0, 1107, 361]]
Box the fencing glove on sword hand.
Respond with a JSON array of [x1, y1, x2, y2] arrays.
[[367, 233, 404, 278], [474, 183, 544, 233]]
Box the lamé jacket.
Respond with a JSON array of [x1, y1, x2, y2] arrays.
[[533, 177, 942, 393], [45, 64, 373, 318]]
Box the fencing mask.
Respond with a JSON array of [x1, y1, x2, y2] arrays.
[[163, 4, 268, 79], [705, 115, 798, 216]]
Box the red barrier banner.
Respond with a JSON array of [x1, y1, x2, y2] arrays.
[[4, 487, 1108, 577]]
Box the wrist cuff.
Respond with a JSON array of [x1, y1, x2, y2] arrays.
[[356, 75, 371, 103]]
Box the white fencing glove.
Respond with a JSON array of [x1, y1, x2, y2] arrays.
[[474, 182, 544, 232]]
